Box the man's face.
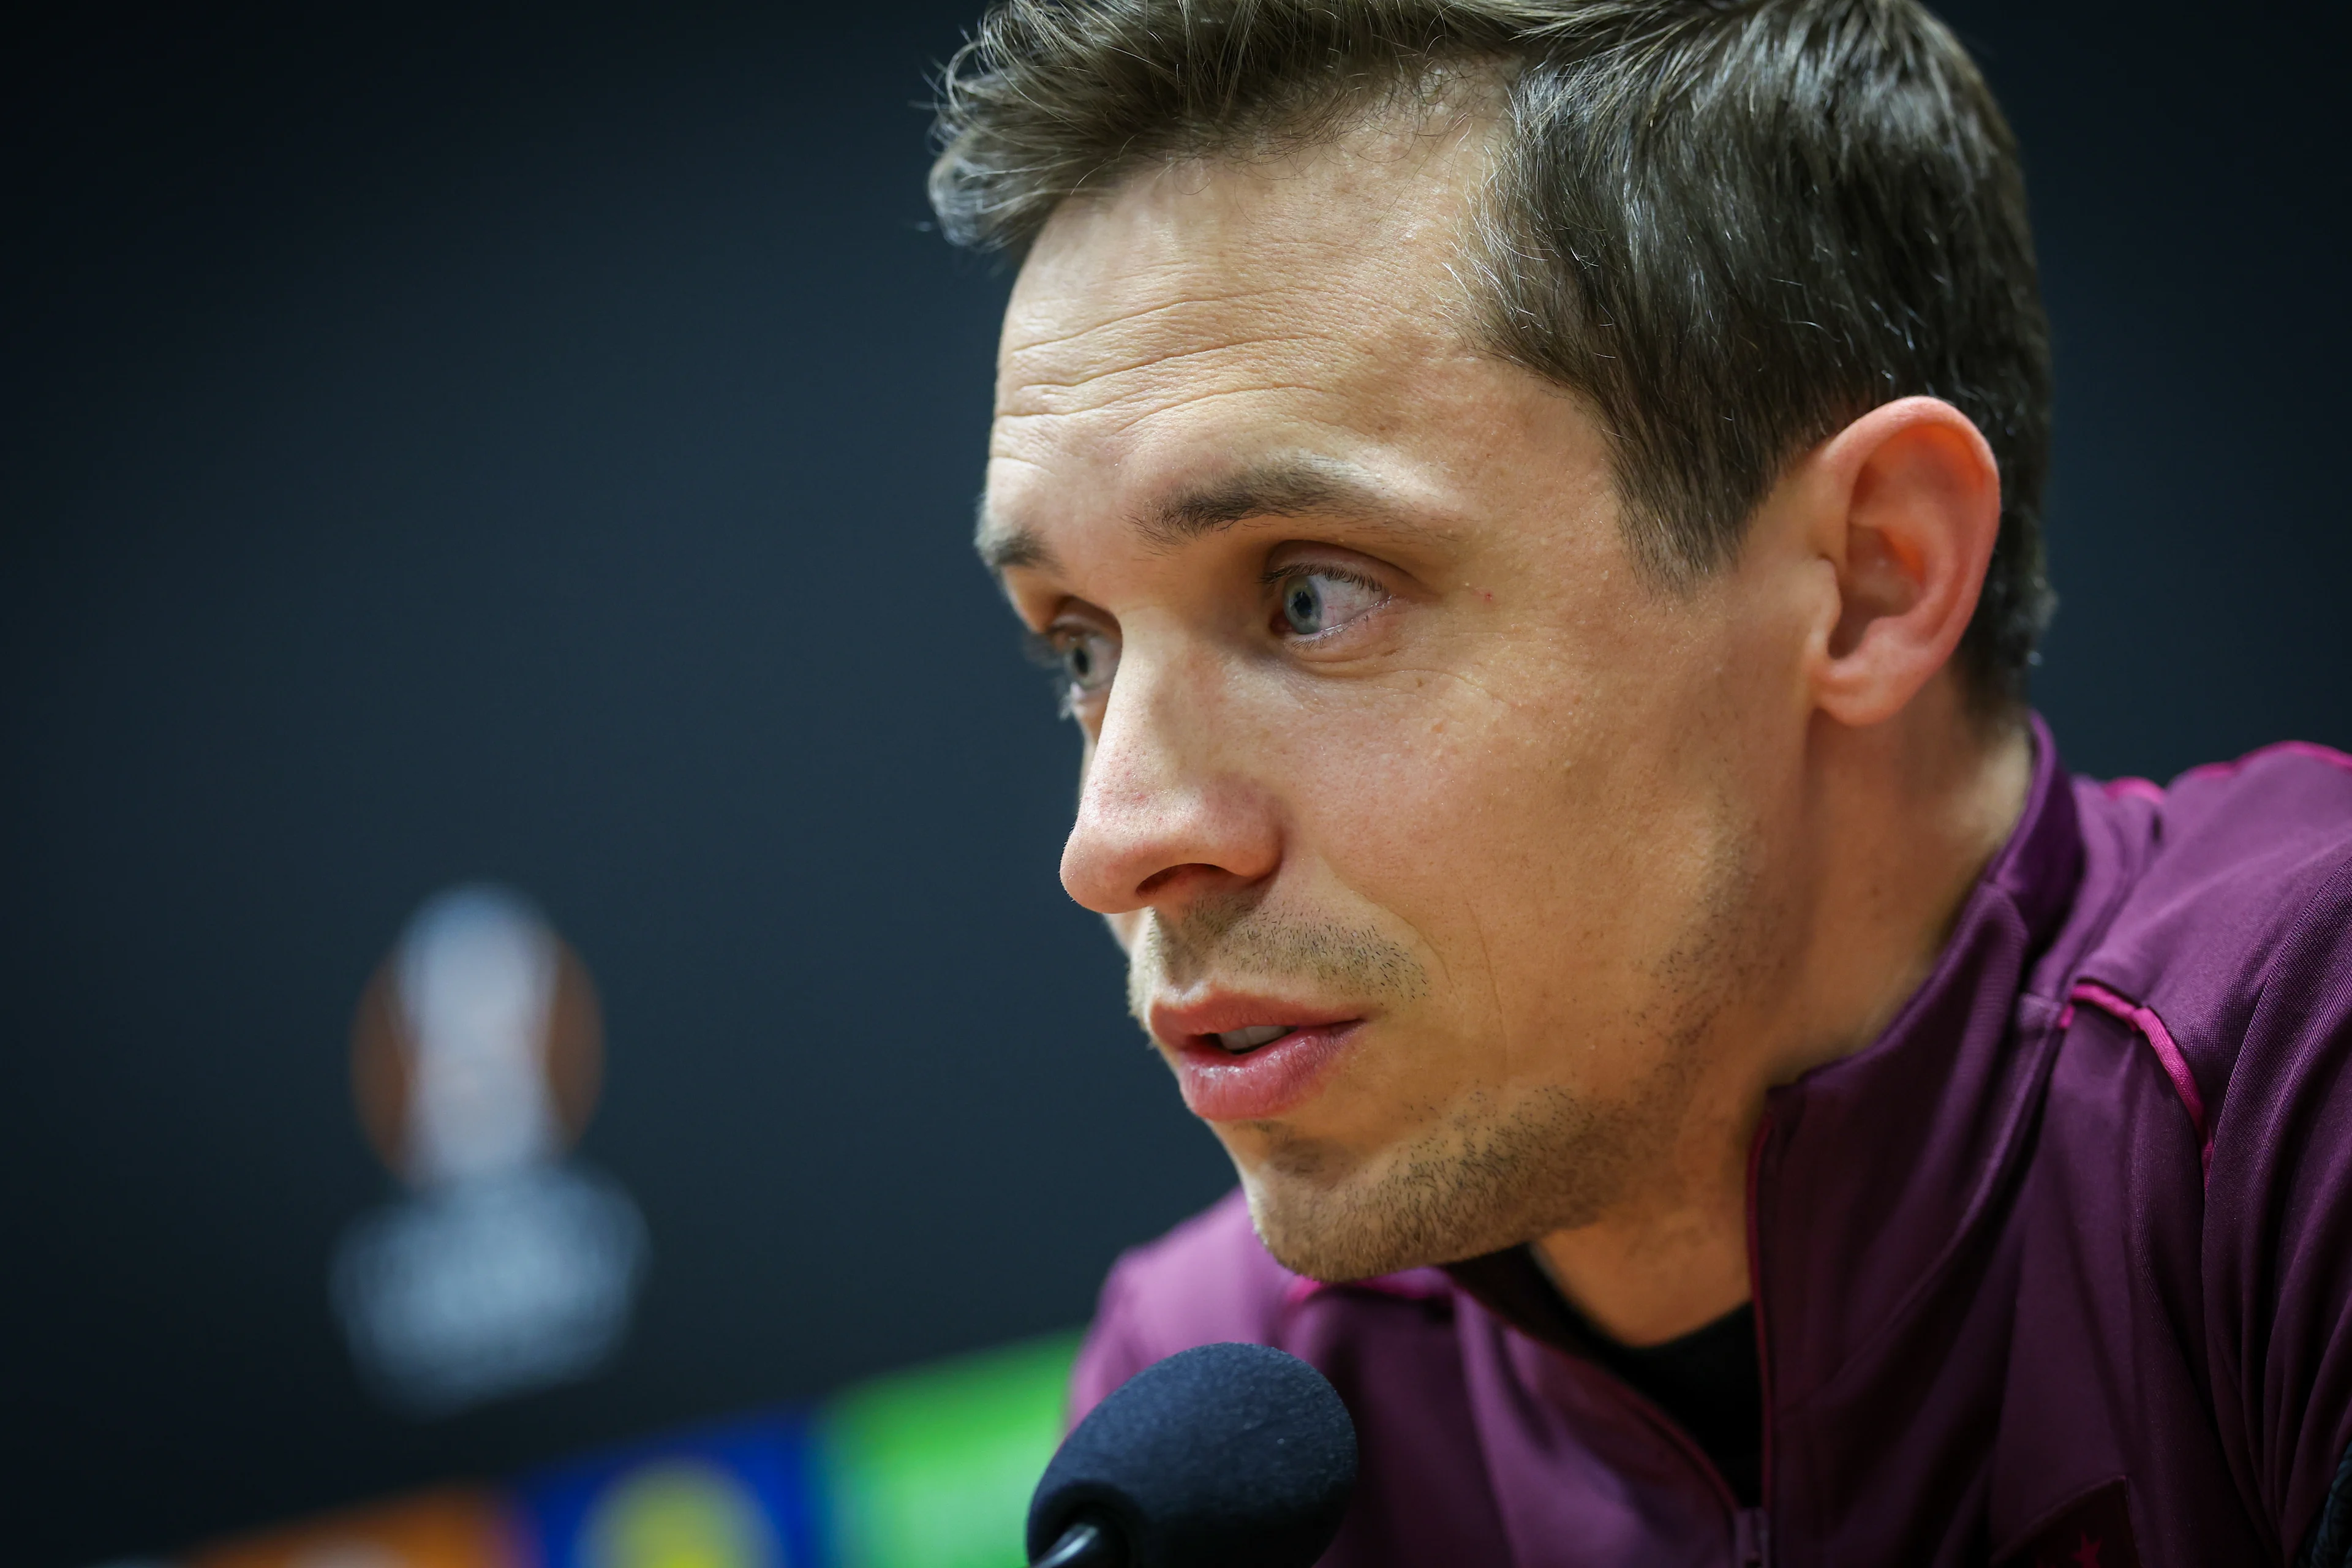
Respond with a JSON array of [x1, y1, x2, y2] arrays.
[[982, 115, 1811, 1281]]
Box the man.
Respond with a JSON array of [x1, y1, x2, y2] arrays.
[[930, 2, 2352, 1562]]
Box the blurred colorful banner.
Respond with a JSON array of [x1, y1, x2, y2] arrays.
[[820, 1334, 1077, 1568], [162, 1332, 1079, 1568], [524, 1413, 823, 1568], [186, 1490, 523, 1568]]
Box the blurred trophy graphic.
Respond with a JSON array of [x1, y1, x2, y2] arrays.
[[333, 885, 647, 1416]]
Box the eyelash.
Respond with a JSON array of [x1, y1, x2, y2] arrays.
[[1259, 562, 1385, 597]]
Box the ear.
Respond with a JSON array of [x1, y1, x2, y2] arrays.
[[1802, 396, 2002, 728]]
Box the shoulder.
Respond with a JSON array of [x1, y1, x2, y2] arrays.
[[1068, 1188, 1306, 1417], [2070, 744, 2352, 1550], [2071, 741, 2352, 1115]]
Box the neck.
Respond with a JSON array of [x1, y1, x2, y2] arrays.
[[1535, 691, 2034, 1345]]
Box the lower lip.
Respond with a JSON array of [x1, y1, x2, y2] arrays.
[[1172, 1022, 1364, 1122]]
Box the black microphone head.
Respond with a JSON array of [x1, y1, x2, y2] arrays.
[[1026, 1341, 1357, 1568]]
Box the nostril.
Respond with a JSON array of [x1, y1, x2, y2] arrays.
[[1136, 863, 1218, 899]]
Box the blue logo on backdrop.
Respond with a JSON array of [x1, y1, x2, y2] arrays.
[[522, 1415, 826, 1568]]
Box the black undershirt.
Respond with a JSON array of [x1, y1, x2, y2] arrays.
[[1444, 1246, 1765, 1507]]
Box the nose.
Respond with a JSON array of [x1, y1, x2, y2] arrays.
[[1058, 651, 1281, 916]]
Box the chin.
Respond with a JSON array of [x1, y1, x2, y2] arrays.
[[1235, 1145, 1526, 1285], [1242, 1178, 1425, 1283], [1233, 1088, 1635, 1282]]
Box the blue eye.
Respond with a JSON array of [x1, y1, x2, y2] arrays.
[[1280, 576, 1328, 635], [1275, 569, 1385, 637]]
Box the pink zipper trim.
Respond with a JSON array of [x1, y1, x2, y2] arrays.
[[1281, 1268, 1450, 1310], [2068, 980, 2211, 1183], [2101, 775, 2166, 804]]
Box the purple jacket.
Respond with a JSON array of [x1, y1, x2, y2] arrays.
[[1070, 723, 2352, 1566]]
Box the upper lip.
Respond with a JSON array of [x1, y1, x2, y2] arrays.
[[1147, 992, 1366, 1050]]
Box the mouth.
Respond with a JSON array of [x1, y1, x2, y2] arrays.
[[1148, 997, 1368, 1122]]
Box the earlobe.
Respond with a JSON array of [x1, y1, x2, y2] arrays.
[[1808, 397, 2002, 728]]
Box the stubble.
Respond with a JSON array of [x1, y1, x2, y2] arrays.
[[1125, 813, 1772, 1284]]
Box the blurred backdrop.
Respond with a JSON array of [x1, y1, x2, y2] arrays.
[[2, 2, 2347, 1565]]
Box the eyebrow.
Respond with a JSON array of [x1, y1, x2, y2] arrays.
[[1137, 453, 1403, 552], [975, 453, 1448, 575], [973, 515, 1060, 575]]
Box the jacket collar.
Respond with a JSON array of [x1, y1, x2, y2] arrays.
[[1446, 717, 2086, 1396], [1749, 713, 2083, 1405]]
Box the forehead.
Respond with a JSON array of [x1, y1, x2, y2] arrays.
[[987, 115, 1500, 529]]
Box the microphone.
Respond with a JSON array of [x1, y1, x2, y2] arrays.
[[1025, 1341, 1359, 1568]]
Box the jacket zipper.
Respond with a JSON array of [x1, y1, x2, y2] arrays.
[[1544, 1108, 1783, 1564], [1743, 1108, 1778, 1567]]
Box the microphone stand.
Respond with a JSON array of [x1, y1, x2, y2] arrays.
[[1031, 1513, 1119, 1567]]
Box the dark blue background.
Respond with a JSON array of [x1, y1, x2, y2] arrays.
[[3, 3, 2346, 1563]]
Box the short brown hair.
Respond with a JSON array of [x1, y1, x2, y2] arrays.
[[929, 0, 2054, 709]]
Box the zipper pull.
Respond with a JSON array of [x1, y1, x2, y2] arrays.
[[1733, 1507, 1770, 1566]]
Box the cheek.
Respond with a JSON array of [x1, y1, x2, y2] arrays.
[[1281, 666, 1597, 896], [1266, 680, 1515, 876], [1257, 676, 1607, 1036], [1271, 657, 1735, 1046]]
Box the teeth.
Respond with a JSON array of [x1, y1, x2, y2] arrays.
[[1216, 1025, 1294, 1052]]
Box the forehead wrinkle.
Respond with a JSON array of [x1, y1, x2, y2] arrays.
[[993, 382, 1354, 457], [987, 130, 1503, 579], [999, 281, 1302, 362], [1003, 111, 1501, 386], [1003, 268, 1399, 404], [1001, 330, 1344, 412]]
